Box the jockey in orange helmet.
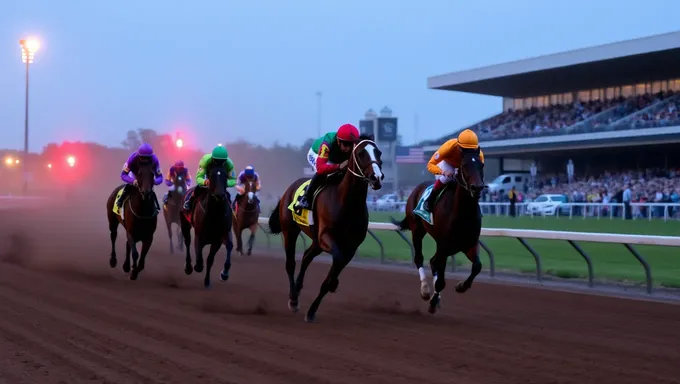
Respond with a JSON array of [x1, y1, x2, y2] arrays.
[[423, 129, 485, 212]]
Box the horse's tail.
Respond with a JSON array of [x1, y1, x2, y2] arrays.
[[390, 216, 410, 232], [268, 200, 282, 235]]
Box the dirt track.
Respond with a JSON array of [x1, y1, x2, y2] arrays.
[[1, 202, 679, 384]]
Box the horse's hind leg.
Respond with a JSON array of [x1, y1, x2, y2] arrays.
[[220, 231, 234, 282], [235, 225, 244, 255], [126, 233, 140, 278], [108, 220, 118, 268], [131, 238, 153, 281], [412, 224, 430, 300], [294, 242, 323, 296], [428, 247, 449, 314], [456, 243, 482, 294], [193, 240, 204, 273], [203, 242, 221, 289], [283, 227, 301, 312], [176, 224, 183, 251]]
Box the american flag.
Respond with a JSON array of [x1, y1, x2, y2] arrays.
[[395, 146, 425, 164]]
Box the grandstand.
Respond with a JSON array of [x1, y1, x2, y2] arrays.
[[414, 30, 680, 209]]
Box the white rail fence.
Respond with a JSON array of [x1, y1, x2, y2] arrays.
[[368, 201, 680, 222], [256, 217, 680, 294]]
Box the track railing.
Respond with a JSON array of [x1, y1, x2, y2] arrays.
[[256, 218, 680, 294]]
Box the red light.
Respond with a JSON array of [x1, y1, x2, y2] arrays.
[[175, 138, 184, 148], [66, 156, 76, 167]]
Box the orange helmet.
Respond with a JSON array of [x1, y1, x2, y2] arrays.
[[457, 129, 479, 149]]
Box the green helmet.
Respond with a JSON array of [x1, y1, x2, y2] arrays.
[[211, 145, 228, 160]]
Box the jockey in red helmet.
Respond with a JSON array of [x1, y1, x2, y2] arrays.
[[163, 160, 192, 205], [296, 123, 360, 210]]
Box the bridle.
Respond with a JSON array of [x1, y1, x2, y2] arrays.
[[454, 152, 486, 198], [346, 139, 380, 183]]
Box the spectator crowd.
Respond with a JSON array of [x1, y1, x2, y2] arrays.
[[468, 90, 677, 140]]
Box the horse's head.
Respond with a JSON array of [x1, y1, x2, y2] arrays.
[[243, 180, 257, 204], [136, 161, 156, 199], [208, 162, 228, 201], [457, 147, 485, 200], [348, 134, 384, 190], [173, 173, 186, 194]]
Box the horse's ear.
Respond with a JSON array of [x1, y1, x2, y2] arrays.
[[360, 133, 374, 141]]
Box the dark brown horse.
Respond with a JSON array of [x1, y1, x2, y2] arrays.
[[163, 174, 187, 253], [180, 165, 234, 289], [106, 162, 159, 280], [268, 135, 383, 323], [391, 147, 485, 314], [233, 179, 260, 256]]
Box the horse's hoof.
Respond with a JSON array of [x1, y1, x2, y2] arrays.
[[194, 264, 204, 273], [109, 258, 117, 268], [420, 281, 432, 301], [304, 312, 316, 323], [204, 280, 212, 289], [455, 281, 468, 293], [247, 249, 252, 256], [184, 265, 193, 275], [219, 270, 229, 282], [288, 299, 299, 312], [122, 264, 131, 273], [130, 270, 139, 281], [428, 294, 441, 314]]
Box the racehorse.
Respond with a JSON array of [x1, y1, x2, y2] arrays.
[[180, 166, 234, 288], [106, 162, 159, 280], [390, 147, 485, 314], [163, 174, 187, 253], [268, 135, 383, 322], [233, 180, 260, 256]]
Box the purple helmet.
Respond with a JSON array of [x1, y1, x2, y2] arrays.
[[137, 143, 153, 157], [175, 160, 184, 167]]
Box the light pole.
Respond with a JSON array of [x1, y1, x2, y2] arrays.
[[19, 37, 40, 195]]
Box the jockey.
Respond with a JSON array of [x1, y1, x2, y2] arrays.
[[296, 123, 360, 210], [183, 145, 237, 212], [423, 128, 485, 213], [163, 160, 192, 204], [233, 165, 261, 210], [116, 142, 164, 211]]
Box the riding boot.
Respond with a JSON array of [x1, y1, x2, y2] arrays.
[[116, 184, 131, 209], [298, 174, 323, 210], [423, 180, 445, 213]]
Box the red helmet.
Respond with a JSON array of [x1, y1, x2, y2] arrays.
[[336, 123, 360, 142]]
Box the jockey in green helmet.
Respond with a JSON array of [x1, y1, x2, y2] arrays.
[[182, 145, 237, 211]]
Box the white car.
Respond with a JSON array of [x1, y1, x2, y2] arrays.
[[526, 194, 568, 216], [374, 194, 400, 211]]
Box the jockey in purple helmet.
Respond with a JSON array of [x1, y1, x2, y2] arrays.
[[163, 160, 192, 205], [232, 165, 261, 210], [116, 142, 164, 211]]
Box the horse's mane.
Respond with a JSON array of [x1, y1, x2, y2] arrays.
[[359, 134, 374, 141]]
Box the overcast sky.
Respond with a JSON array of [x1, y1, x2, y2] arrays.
[[1, 0, 679, 152]]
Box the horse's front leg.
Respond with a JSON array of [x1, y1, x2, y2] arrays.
[[456, 243, 482, 293], [203, 242, 221, 289], [181, 219, 193, 275], [123, 232, 134, 273], [193, 240, 204, 273], [167, 222, 174, 254], [126, 232, 140, 279], [131, 237, 153, 280], [247, 224, 257, 256], [220, 231, 234, 282], [428, 248, 449, 314]]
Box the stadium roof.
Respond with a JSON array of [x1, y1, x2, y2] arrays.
[[427, 31, 680, 98]]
